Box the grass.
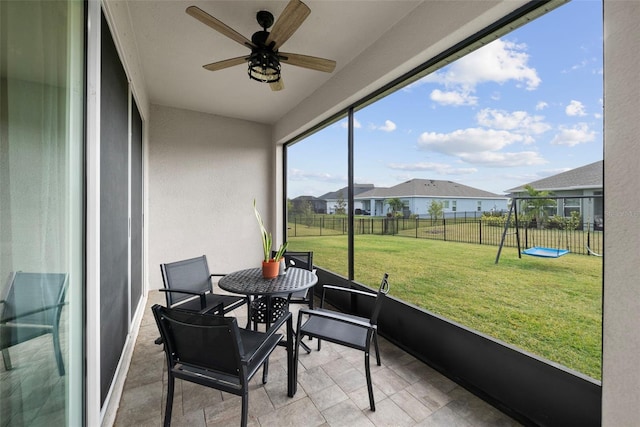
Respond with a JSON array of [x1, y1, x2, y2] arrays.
[[287, 234, 603, 380]]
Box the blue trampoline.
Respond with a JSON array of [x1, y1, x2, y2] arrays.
[[522, 247, 569, 258]]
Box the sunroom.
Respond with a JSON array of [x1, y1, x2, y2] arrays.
[[1, 0, 638, 426]]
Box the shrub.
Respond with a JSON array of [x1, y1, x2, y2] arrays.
[[481, 213, 514, 228]]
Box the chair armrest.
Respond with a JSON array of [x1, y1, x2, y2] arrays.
[[298, 307, 373, 329], [209, 273, 227, 278], [243, 312, 292, 364], [198, 302, 224, 315], [159, 288, 207, 310], [0, 302, 66, 324], [263, 311, 292, 339], [158, 288, 204, 296], [322, 285, 376, 298], [320, 284, 376, 307]]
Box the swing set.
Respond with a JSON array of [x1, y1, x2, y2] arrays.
[[495, 195, 602, 264]]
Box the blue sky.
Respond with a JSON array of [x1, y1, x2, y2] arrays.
[[288, 1, 603, 197]]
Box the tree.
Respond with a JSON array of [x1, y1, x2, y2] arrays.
[[521, 185, 556, 229], [385, 198, 404, 217], [428, 200, 444, 222], [335, 191, 347, 215], [302, 200, 314, 227]]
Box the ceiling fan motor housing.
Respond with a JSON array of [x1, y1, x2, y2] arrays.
[[249, 11, 280, 83], [256, 10, 275, 30]]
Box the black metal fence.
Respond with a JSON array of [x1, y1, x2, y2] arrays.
[[288, 213, 604, 256]]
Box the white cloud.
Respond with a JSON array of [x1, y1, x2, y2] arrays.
[[565, 100, 587, 117], [430, 89, 477, 106], [550, 123, 596, 146], [375, 120, 397, 132], [423, 39, 540, 92], [387, 162, 477, 175], [340, 118, 361, 129], [288, 168, 346, 183], [476, 109, 551, 135], [418, 128, 526, 153], [535, 101, 548, 111], [416, 127, 547, 168], [457, 151, 547, 167]]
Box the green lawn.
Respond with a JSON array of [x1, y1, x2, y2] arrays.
[[287, 234, 603, 380]]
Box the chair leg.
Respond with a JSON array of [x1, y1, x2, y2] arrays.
[[262, 359, 269, 384], [373, 332, 381, 366], [164, 374, 175, 427], [307, 298, 314, 341], [52, 329, 66, 376], [364, 350, 375, 411], [294, 316, 305, 395], [2, 348, 12, 370], [286, 315, 296, 397], [240, 392, 249, 427]]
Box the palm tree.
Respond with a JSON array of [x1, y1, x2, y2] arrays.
[[385, 198, 405, 217], [521, 185, 556, 229]]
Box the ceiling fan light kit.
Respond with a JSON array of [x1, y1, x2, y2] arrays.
[[248, 50, 281, 83], [186, 0, 336, 91]]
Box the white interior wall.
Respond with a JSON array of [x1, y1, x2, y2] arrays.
[[147, 105, 273, 289], [602, 1, 640, 424]]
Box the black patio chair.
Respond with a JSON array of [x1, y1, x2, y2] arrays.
[[295, 273, 389, 411], [160, 255, 247, 315], [157, 255, 248, 344], [152, 304, 295, 427], [0, 272, 68, 376], [274, 250, 315, 307]]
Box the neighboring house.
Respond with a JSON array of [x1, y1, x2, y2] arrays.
[[319, 184, 374, 214], [506, 161, 603, 228], [290, 195, 327, 214], [355, 178, 509, 217]]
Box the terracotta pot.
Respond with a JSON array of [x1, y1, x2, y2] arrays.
[[262, 260, 279, 279]]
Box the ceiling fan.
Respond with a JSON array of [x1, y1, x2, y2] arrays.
[[186, 0, 337, 91]]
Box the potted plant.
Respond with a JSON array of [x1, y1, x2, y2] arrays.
[[254, 199, 288, 278]]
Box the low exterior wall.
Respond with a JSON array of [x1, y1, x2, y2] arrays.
[[315, 268, 601, 427]]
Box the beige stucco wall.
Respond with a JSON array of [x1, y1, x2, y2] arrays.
[[146, 104, 273, 289], [602, 1, 640, 424]]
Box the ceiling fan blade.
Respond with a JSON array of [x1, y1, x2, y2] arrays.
[[186, 6, 255, 49], [203, 56, 248, 72], [265, 0, 311, 50], [270, 79, 285, 91], [279, 52, 336, 73]]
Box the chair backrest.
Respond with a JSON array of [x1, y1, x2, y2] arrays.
[[369, 273, 390, 326], [152, 304, 242, 377], [160, 255, 212, 307], [1, 272, 68, 325], [272, 251, 313, 271]]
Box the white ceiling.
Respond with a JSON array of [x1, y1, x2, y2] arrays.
[[123, 0, 423, 124]]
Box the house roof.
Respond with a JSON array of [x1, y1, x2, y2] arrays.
[[319, 184, 374, 200], [356, 179, 506, 199], [292, 195, 325, 202], [506, 161, 603, 193]]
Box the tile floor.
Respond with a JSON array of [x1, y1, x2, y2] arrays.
[[114, 290, 522, 426]]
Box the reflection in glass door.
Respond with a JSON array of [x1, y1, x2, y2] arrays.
[[0, 1, 84, 425]]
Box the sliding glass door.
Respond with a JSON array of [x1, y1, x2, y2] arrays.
[[0, 1, 84, 425]]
